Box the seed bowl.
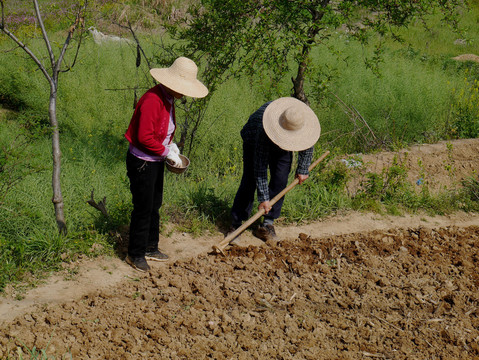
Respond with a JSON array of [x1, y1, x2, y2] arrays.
[[166, 154, 190, 174]]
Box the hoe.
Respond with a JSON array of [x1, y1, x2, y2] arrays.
[[212, 150, 330, 255]]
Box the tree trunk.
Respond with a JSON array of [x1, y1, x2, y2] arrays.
[[49, 84, 67, 234], [1, 0, 87, 234], [292, 5, 328, 106], [292, 58, 310, 106]]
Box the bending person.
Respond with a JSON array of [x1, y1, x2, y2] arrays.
[[229, 97, 321, 243]]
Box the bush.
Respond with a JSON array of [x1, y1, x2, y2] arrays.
[[447, 70, 479, 138]]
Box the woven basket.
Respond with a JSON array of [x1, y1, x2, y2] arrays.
[[166, 154, 190, 174]]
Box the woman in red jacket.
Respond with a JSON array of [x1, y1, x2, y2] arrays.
[[124, 57, 208, 272]]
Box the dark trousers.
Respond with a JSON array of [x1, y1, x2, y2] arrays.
[[231, 142, 292, 226], [126, 151, 164, 258]]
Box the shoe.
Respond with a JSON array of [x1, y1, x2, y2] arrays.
[[253, 224, 278, 242], [145, 249, 169, 262], [226, 226, 241, 246], [126, 255, 150, 272]]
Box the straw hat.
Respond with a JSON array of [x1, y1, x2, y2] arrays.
[[150, 57, 209, 98], [263, 97, 321, 151]]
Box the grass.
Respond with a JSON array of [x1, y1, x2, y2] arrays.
[[3, 336, 72, 360], [0, 0, 479, 296], [308, 40, 479, 151]]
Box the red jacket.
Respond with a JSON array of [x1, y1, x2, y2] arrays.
[[124, 85, 176, 156]]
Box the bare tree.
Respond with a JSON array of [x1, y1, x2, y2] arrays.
[[0, 0, 87, 234]]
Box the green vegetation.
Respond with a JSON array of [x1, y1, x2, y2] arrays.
[[1, 0, 479, 292]]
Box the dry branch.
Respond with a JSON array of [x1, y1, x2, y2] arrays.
[[87, 189, 110, 218]]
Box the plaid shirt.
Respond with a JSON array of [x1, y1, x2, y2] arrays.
[[241, 102, 314, 203]]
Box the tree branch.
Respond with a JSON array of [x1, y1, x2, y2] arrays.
[[0, 0, 5, 29], [57, 1, 88, 74], [33, 0, 55, 69], [117, 21, 153, 70], [0, 23, 53, 84], [87, 189, 110, 218]]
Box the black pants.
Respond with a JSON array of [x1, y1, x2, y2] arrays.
[[231, 142, 292, 227], [126, 151, 164, 258]]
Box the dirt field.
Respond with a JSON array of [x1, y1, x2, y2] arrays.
[[1, 139, 479, 359]]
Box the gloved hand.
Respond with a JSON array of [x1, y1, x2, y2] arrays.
[[166, 150, 182, 167], [167, 143, 180, 155]]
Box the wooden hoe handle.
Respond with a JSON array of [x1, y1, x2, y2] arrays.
[[212, 150, 330, 255]]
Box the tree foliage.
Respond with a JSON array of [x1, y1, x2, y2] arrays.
[[167, 0, 467, 105]]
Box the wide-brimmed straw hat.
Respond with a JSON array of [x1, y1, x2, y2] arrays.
[[263, 97, 321, 151], [150, 57, 209, 98]]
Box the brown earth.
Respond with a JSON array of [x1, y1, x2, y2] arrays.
[[344, 138, 479, 194], [452, 54, 479, 63], [1, 139, 479, 359]]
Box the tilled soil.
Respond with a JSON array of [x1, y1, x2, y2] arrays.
[[1, 225, 479, 359]]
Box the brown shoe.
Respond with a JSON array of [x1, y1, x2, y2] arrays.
[[253, 224, 278, 241]]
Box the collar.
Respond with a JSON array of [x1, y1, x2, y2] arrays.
[[159, 84, 174, 104]]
